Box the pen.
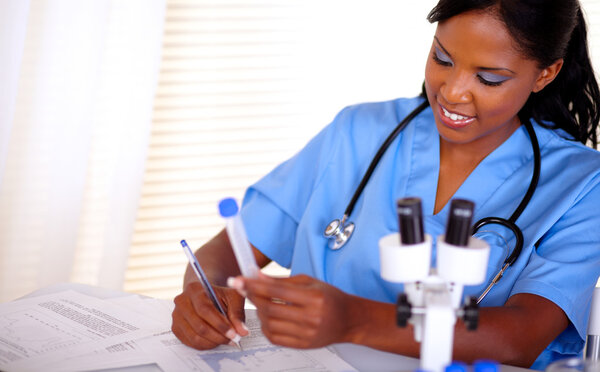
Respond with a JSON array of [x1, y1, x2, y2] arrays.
[[180, 239, 242, 349]]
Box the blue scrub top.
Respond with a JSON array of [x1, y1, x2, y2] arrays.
[[240, 96, 600, 369]]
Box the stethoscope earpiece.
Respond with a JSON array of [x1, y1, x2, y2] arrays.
[[324, 218, 355, 250]]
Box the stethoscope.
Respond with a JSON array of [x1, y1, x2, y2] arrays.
[[323, 99, 541, 303]]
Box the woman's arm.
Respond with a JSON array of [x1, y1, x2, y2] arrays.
[[350, 290, 568, 367], [182, 228, 270, 287], [234, 274, 568, 368], [171, 228, 272, 350]]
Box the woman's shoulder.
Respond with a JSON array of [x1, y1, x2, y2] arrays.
[[536, 120, 600, 172], [330, 96, 429, 140], [336, 96, 427, 123], [535, 121, 600, 201], [313, 96, 431, 179]]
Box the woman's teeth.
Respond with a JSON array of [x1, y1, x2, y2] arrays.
[[442, 106, 468, 121]]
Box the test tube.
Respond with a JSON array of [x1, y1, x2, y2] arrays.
[[397, 197, 425, 245], [219, 198, 260, 278], [444, 199, 475, 247]]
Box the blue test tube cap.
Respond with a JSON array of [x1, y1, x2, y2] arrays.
[[474, 360, 499, 372], [219, 197, 239, 217], [445, 362, 467, 372]]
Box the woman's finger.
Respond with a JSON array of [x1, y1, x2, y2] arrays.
[[262, 329, 315, 349], [176, 283, 241, 346], [174, 291, 231, 345], [222, 289, 249, 337], [240, 275, 320, 306], [249, 294, 314, 324], [171, 301, 221, 350], [260, 315, 319, 341]]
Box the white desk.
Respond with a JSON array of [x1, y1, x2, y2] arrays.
[[17, 283, 532, 372]]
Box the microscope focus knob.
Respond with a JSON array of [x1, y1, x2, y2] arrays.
[[396, 293, 412, 327], [463, 296, 479, 331]]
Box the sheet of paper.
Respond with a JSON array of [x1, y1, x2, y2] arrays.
[[137, 310, 358, 372], [42, 295, 175, 372], [106, 295, 174, 324], [0, 290, 165, 372], [41, 338, 155, 372], [1, 288, 359, 372]]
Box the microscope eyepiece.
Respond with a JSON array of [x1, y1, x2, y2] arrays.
[[397, 197, 425, 245], [445, 199, 475, 247]]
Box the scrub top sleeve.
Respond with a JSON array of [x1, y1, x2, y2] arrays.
[[241, 189, 298, 268], [511, 173, 600, 341], [239, 107, 349, 267]]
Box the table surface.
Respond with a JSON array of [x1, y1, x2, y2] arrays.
[[21, 283, 534, 372]]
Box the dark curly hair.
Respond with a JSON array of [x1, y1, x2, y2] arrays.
[[424, 0, 600, 147]]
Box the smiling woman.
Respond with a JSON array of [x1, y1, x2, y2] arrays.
[[167, 0, 600, 369], [424, 10, 565, 214]]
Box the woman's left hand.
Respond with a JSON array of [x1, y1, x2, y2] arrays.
[[229, 273, 354, 349]]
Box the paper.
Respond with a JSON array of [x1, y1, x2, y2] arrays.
[[137, 310, 358, 372], [0, 287, 357, 372], [106, 294, 174, 323], [45, 338, 152, 372], [0, 290, 166, 371], [41, 295, 175, 371]]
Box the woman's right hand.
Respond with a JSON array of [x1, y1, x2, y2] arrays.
[[171, 281, 248, 350]]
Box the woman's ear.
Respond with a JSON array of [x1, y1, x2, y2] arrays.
[[533, 59, 564, 93]]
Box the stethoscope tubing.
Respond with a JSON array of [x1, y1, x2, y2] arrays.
[[324, 99, 542, 303], [471, 120, 540, 274], [342, 100, 430, 219]]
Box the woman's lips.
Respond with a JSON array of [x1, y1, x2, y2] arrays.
[[437, 103, 476, 129]]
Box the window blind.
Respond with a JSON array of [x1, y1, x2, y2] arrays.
[[124, 0, 317, 299]]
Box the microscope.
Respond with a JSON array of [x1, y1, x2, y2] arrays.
[[380, 198, 490, 372]]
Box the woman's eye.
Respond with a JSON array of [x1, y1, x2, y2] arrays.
[[477, 71, 511, 87], [433, 47, 453, 66]]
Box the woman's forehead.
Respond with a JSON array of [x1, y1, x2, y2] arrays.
[[434, 10, 532, 68]]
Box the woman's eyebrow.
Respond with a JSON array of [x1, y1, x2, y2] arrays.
[[479, 66, 516, 75], [434, 36, 516, 75], [434, 36, 452, 58]]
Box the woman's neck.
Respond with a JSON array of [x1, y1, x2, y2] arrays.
[[433, 121, 521, 214]]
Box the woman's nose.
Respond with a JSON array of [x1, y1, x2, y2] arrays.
[[440, 71, 473, 104]]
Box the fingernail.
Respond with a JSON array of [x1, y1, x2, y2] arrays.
[[226, 329, 241, 342], [227, 277, 242, 289], [241, 322, 249, 332], [225, 329, 236, 339], [227, 277, 247, 296], [231, 333, 241, 343], [226, 277, 237, 288]]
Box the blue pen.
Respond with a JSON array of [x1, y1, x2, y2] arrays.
[[180, 239, 242, 349]]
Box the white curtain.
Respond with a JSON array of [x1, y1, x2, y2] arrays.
[[0, 0, 166, 302]]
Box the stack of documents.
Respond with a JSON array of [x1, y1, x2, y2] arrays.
[[0, 288, 357, 371]]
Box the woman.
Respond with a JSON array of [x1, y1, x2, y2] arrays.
[[171, 0, 600, 369]]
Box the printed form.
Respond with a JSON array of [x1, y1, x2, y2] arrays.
[[0, 287, 358, 372], [0, 290, 165, 371], [137, 310, 357, 372]]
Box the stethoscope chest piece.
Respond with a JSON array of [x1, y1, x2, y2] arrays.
[[324, 218, 355, 250]]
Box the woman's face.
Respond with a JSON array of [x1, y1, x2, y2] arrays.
[[424, 10, 558, 150]]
